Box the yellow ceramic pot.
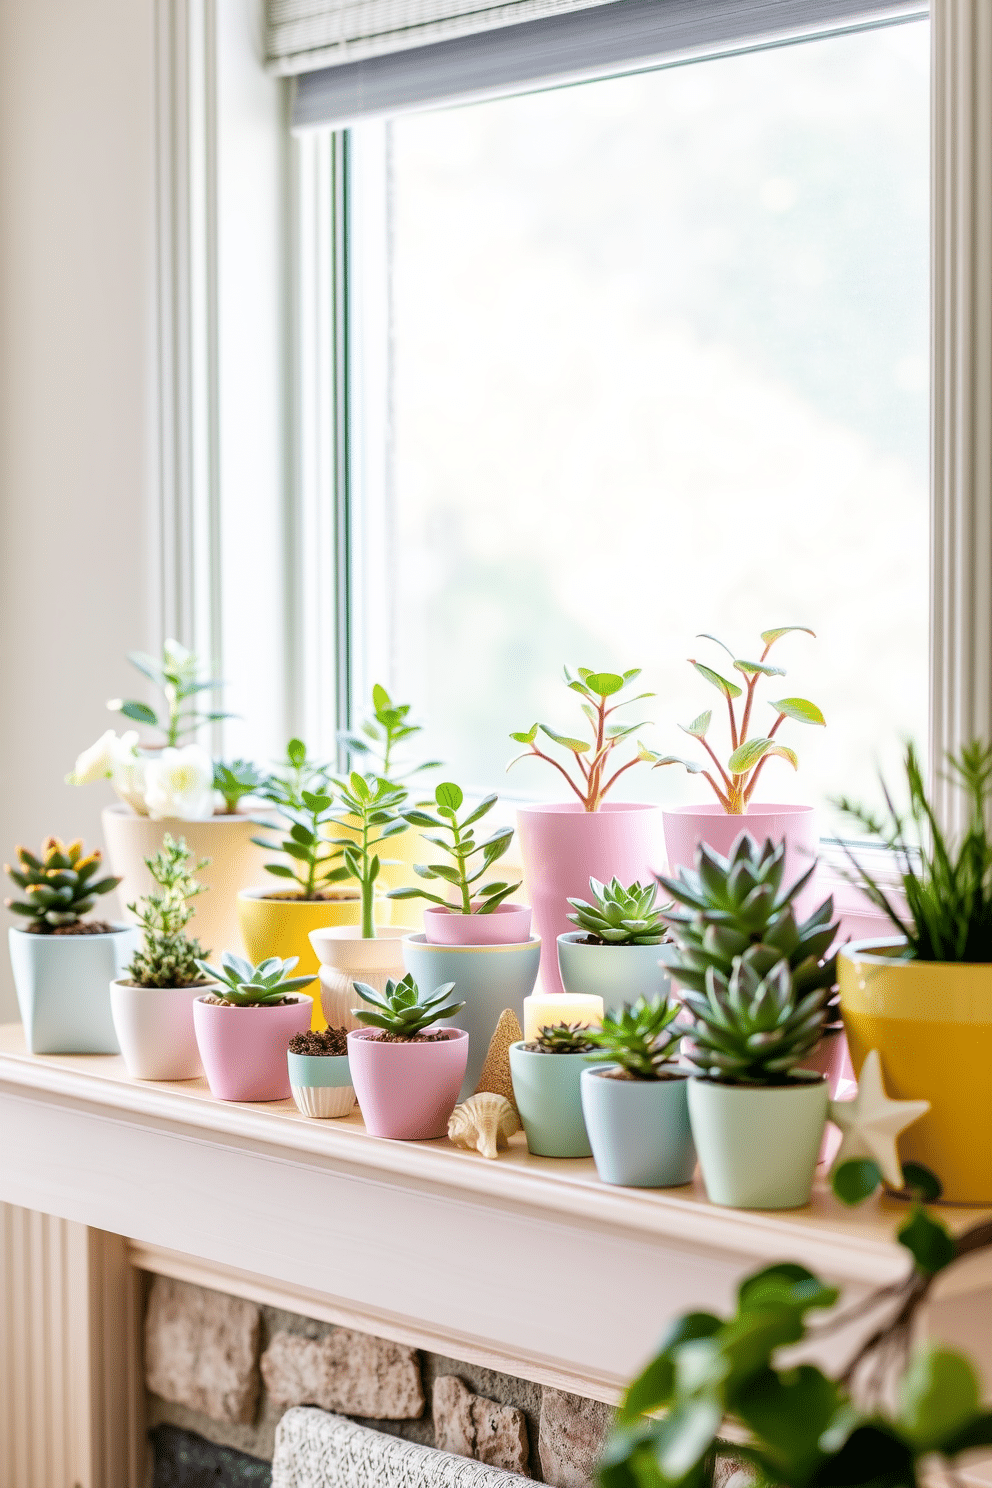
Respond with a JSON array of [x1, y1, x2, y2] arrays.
[[237, 888, 393, 1030], [838, 939, 992, 1204]]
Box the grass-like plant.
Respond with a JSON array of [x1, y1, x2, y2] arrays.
[[835, 740, 992, 962], [567, 878, 668, 945], [194, 951, 316, 1006], [328, 772, 409, 937], [662, 627, 824, 814], [388, 782, 519, 916], [683, 955, 829, 1085], [108, 638, 231, 746], [252, 740, 350, 901], [584, 996, 683, 1078], [125, 835, 209, 988], [5, 838, 121, 933], [351, 972, 464, 1039], [339, 683, 441, 788]]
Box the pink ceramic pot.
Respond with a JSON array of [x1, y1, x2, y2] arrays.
[[193, 995, 313, 1102], [423, 902, 532, 946], [516, 803, 665, 995], [663, 803, 819, 917], [347, 1027, 469, 1139]]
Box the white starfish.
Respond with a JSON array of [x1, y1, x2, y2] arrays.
[[828, 1048, 930, 1189]]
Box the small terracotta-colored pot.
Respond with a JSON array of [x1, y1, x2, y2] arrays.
[[193, 994, 312, 1102], [423, 902, 532, 946], [347, 1027, 468, 1139]]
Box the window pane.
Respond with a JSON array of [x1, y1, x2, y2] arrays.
[[365, 22, 929, 820]]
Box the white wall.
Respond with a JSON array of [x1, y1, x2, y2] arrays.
[[0, 0, 159, 1020]]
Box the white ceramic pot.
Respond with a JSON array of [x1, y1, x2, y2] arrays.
[[9, 923, 139, 1054], [110, 978, 218, 1080], [102, 804, 268, 960], [309, 926, 412, 1030]]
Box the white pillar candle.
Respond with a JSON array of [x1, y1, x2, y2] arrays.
[[523, 993, 604, 1043]]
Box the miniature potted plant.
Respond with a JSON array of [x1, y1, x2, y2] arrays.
[[658, 628, 824, 903], [509, 667, 675, 993], [66, 639, 268, 958], [191, 951, 316, 1101], [240, 740, 367, 1004], [346, 972, 467, 1139], [110, 835, 218, 1079], [835, 740, 992, 1203], [309, 772, 411, 1030], [558, 878, 675, 1004], [658, 833, 846, 1092], [579, 997, 695, 1187], [6, 838, 137, 1054], [683, 956, 830, 1209], [509, 1022, 600, 1158], [287, 1026, 355, 1119]]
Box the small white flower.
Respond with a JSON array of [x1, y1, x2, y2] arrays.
[[66, 729, 119, 786], [144, 745, 215, 821], [109, 733, 148, 814]]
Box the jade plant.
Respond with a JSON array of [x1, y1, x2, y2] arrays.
[[387, 782, 519, 916], [328, 772, 409, 937], [252, 740, 351, 901], [339, 683, 442, 789], [529, 1022, 597, 1053], [661, 627, 825, 814], [194, 951, 316, 1006], [108, 638, 232, 746], [125, 835, 209, 988], [682, 956, 829, 1085], [567, 878, 669, 946], [351, 972, 464, 1039], [213, 759, 266, 815], [5, 838, 122, 934], [584, 996, 683, 1078]]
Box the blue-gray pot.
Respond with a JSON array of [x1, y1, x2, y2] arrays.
[[287, 1050, 355, 1118], [402, 934, 541, 1098], [508, 1041, 597, 1157], [580, 1065, 696, 1187], [557, 933, 676, 1005], [9, 924, 139, 1054]]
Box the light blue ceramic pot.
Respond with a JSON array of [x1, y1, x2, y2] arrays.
[[508, 1041, 597, 1157], [557, 934, 677, 1005], [9, 924, 139, 1054], [688, 1076, 829, 1209], [287, 1050, 355, 1118], [402, 934, 541, 1098], [580, 1066, 696, 1187]]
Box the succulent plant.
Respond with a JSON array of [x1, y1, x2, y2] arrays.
[[327, 772, 409, 937], [351, 972, 465, 1039], [195, 951, 316, 1006], [339, 683, 442, 788], [126, 835, 209, 988], [4, 838, 121, 932], [532, 1022, 597, 1053], [567, 877, 670, 946], [658, 833, 839, 1025], [213, 759, 266, 814], [684, 954, 829, 1084], [584, 996, 683, 1078], [388, 781, 520, 916]]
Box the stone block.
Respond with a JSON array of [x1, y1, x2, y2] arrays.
[[433, 1374, 530, 1474], [261, 1328, 425, 1419], [538, 1388, 613, 1488], [144, 1276, 261, 1425]]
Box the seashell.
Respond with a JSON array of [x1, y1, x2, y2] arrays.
[[447, 1092, 520, 1160]]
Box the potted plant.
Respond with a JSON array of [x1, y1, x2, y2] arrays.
[[558, 878, 675, 1004], [835, 740, 992, 1203], [66, 639, 268, 958], [509, 1022, 600, 1158], [240, 741, 371, 1010], [579, 996, 695, 1187], [287, 1026, 355, 1119], [191, 951, 315, 1101], [310, 772, 411, 1030], [346, 972, 467, 1139], [109, 835, 219, 1079], [6, 837, 137, 1054], [658, 832, 846, 1092], [658, 627, 824, 908], [509, 667, 671, 993], [682, 956, 830, 1209]]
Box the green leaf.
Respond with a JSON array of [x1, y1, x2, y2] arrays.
[[113, 699, 159, 726], [509, 725, 538, 744], [770, 697, 826, 726], [264, 863, 297, 879], [898, 1345, 981, 1451], [287, 738, 307, 766], [727, 738, 799, 775], [898, 1208, 956, 1274], [733, 660, 786, 678], [736, 1365, 840, 1481], [540, 726, 591, 753], [690, 661, 742, 700], [760, 626, 816, 647], [831, 1158, 882, 1205], [644, 751, 703, 772], [435, 782, 464, 812], [901, 1163, 943, 1202], [585, 672, 624, 697], [679, 711, 712, 740], [619, 1313, 721, 1421], [461, 794, 498, 828]]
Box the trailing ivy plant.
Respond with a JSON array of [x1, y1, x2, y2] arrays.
[[387, 782, 520, 916]]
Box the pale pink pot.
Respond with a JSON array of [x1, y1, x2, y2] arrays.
[[347, 1027, 469, 1140], [516, 803, 665, 995], [423, 902, 532, 946], [192, 995, 312, 1102], [663, 803, 819, 918]]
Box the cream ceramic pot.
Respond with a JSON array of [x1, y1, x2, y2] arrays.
[[109, 977, 217, 1080], [310, 926, 413, 1030]]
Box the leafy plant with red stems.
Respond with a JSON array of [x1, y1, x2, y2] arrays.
[[665, 627, 825, 815]]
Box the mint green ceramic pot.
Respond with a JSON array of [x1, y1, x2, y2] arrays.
[[580, 1066, 695, 1187], [9, 924, 139, 1054], [508, 1042, 597, 1157], [687, 1076, 829, 1210], [557, 934, 676, 1004], [287, 1050, 355, 1118]]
